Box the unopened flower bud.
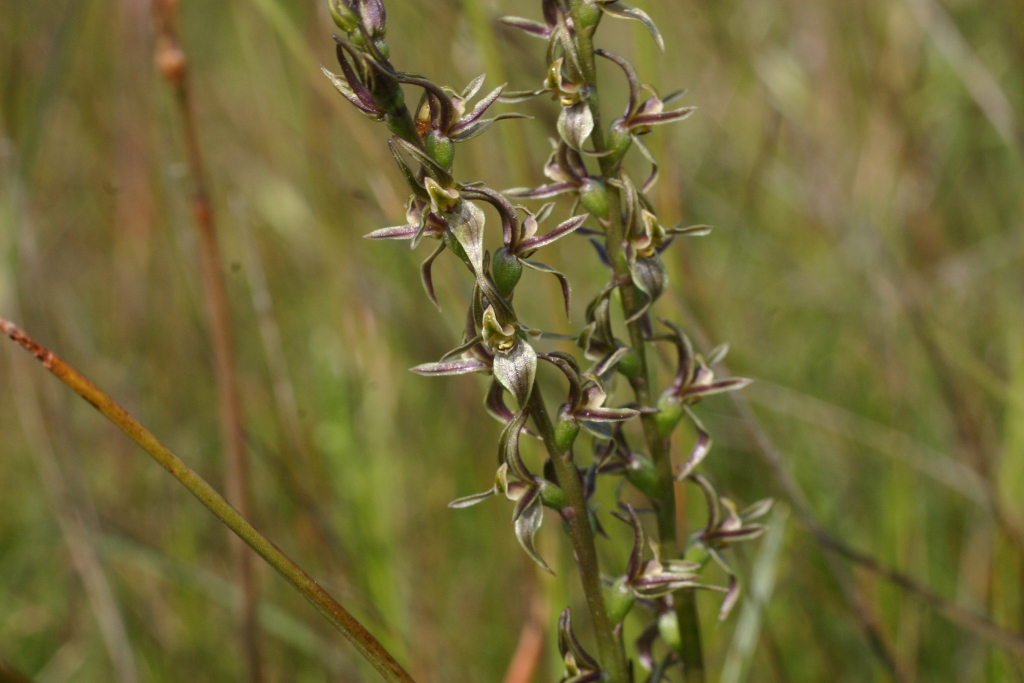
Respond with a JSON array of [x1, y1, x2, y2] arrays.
[[327, 0, 359, 32], [359, 0, 387, 39]]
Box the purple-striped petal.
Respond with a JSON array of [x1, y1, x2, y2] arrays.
[[575, 407, 640, 422], [497, 88, 547, 104], [595, 49, 640, 118], [666, 223, 713, 237], [450, 113, 531, 143], [460, 73, 486, 100], [321, 66, 382, 117], [503, 182, 577, 199], [499, 16, 551, 38], [630, 106, 697, 128], [516, 214, 588, 252], [520, 259, 571, 318], [657, 318, 696, 391], [364, 224, 418, 240], [410, 359, 488, 376], [719, 575, 740, 622], [397, 73, 457, 132], [452, 83, 507, 131], [599, 1, 664, 50], [420, 240, 446, 310], [462, 186, 520, 247], [676, 421, 711, 480], [711, 525, 767, 543], [333, 43, 379, 109], [448, 487, 496, 509], [677, 377, 752, 401]]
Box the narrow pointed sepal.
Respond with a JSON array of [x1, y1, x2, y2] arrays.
[[448, 487, 497, 508], [677, 377, 752, 401], [410, 359, 488, 376], [512, 486, 552, 574], [520, 260, 571, 318], [599, 1, 665, 50]]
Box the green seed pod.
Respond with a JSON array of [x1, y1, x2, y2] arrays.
[[492, 247, 523, 298], [425, 131, 455, 170], [578, 178, 610, 219], [539, 480, 567, 511], [616, 347, 641, 381], [554, 411, 581, 453], [605, 123, 633, 167], [606, 576, 636, 624], [573, 0, 603, 31], [684, 542, 710, 566], [625, 452, 660, 500], [658, 611, 682, 653], [655, 392, 685, 439]]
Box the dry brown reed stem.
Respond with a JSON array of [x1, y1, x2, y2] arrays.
[[149, 0, 262, 679], [0, 317, 418, 683], [500, 592, 548, 683]]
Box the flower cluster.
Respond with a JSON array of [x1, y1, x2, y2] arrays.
[[324, 1, 768, 680]]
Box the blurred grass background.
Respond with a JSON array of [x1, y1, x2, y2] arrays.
[[1, 0, 1023, 681]]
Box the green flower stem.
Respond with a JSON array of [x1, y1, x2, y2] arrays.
[[606, 183, 707, 683], [527, 388, 628, 683], [0, 318, 417, 683], [567, 3, 707, 678], [382, 100, 421, 147], [568, 0, 610, 164]]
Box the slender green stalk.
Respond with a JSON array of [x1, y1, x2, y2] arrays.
[[0, 317, 417, 683], [527, 388, 629, 683], [566, 3, 706, 678]]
